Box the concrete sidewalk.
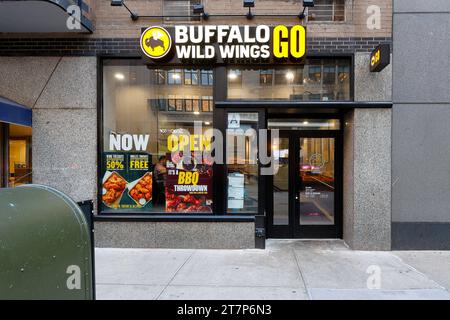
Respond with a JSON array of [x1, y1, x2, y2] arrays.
[[95, 240, 450, 300]]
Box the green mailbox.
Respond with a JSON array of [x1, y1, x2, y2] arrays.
[[0, 185, 93, 300]]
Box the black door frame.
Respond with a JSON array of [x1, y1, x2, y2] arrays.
[[266, 127, 343, 239], [217, 107, 344, 239]]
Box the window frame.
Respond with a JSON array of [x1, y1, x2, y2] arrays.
[[97, 55, 357, 220], [306, 0, 346, 23], [99, 59, 216, 217], [163, 0, 201, 22]]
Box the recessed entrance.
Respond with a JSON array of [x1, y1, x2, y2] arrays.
[[267, 119, 342, 238]]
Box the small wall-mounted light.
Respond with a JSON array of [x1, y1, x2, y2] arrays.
[[243, 0, 255, 20], [110, 0, 139, 21], [299, 0, 314, 20], [243, 0, 255, 7], [193, 4, 209, 20]]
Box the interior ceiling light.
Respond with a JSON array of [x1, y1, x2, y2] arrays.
[[228, 72, 238, 80], [286, 71, 295, 81], [115, 73, 125, 80]]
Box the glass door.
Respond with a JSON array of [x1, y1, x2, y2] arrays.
[[295, 136, 338, 238], [267, 132, 294, 237], [267, 129, 341, 239]]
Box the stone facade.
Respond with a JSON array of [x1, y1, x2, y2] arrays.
[[343, 109, 392, 250], [0, 56, 97, 202], [95, 221, 255, 249], [0, 0, 394, 250]]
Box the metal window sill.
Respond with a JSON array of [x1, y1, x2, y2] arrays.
[[94, 214, 256, 223]]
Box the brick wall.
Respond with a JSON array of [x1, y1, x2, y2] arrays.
[[0, 0, 392, 39], [0, 0, 391, 55], [0, 36, 391, 56]]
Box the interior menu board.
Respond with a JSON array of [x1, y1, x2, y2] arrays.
[[101, 152, 153, 212], [165, 153, 213, 213], [227, 173, 245, 209]]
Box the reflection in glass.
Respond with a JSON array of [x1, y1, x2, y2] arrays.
[[299, 138, 335, 225], [273, 137, 290, 225], [268, 119, 340, 131], [227, 59, 351, 101]]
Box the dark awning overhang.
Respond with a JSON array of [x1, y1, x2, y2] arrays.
[[0, 0, 93, 33], [0, 97, 32, 127]]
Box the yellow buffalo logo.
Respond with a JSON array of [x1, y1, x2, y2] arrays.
[[140, 26, 172, 59]]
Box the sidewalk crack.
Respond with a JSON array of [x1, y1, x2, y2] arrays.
[[155, 250, 196, 300], [292, 249, 311, 300]]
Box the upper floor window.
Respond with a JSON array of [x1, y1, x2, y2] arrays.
[[163, 0, 201, 22], [307, 0, 345, 22]]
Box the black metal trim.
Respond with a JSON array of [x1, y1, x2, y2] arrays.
[[96, 57, 103, 217], [265, 117, 344, 239], [0, 123, 9, 188], [94, 214, 255, 223], [216, 101, 392, 109]]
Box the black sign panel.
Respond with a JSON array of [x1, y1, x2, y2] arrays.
[[370, 44, 390, 72], [139, 25, 307, 66]]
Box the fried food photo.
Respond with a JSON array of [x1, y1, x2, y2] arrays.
[[102, 172, 127, 204], [129, 172, 153, 206]]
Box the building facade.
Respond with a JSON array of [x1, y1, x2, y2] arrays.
[[0, 0, 446, 250]]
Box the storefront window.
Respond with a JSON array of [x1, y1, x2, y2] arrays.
[[227, 59, 351, 101], [102, 60, 214, 214], [8, 124, 32, 187], [226, 112, 259, 214]]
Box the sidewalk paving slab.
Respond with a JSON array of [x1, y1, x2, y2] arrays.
[[309, 288, 450, 300], [158, 286, 309, 300], [95, 248, 193, 286], [392, 251, 450, 291], [96, 284, 165, 300], [294, 249, 442, 290], [169, 249, 306, 289], [95, 240, 450, 300]]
